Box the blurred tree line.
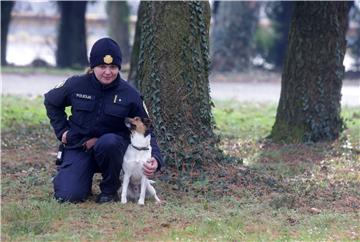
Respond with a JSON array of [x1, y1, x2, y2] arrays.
[[1, 1, 132, 68], [2, 1, 359, 71], [0, 1, 357, 169]]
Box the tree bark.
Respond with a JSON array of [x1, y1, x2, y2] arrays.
[[128, 1, 146, 87], [106, 1, 130, 65], [56, 1, 88, 68], [271, 2, 349, 143], [136, 1, 221, 169], [211, 1, 260, 72], [1, 1, 15, 66]]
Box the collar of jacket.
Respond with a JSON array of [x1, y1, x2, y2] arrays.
[[91, 73, 120, 90]]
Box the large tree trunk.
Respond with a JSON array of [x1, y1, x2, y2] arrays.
[[106, 1, 130, 65], [136, 1, 221, 169], [1, 1, 15, 66], [128, 1, 146, 87], [56, 1, 88, 68], [271, 2, 349, 143], [211, 1, 260, 72]]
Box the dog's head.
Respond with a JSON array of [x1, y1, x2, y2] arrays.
[[124, 117, 152, 136]]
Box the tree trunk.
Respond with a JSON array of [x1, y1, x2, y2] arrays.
[[211, 1, 260, 72], [1, 1, 15, 66], [106, 1, 130, 65], [271, 2, 349, 143], [128, 1, 146, 87], [136, 1, 222, 169], [56, 1, 88, 68]]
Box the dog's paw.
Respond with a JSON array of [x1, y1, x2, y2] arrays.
[[121, 198, 127, 204], [137, 199, 145, 206]]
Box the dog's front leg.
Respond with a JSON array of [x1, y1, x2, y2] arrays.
[[138, 176, 147, 205], [121, 173, 130, 204]]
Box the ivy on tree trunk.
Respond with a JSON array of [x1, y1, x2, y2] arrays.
[[136, 1, 222, 170]]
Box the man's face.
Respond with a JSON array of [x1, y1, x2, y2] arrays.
[[93, 64, 119, 85]]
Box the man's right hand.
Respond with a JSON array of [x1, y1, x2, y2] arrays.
[[61, 130, 68, 144], [84, 138, 98, 151]]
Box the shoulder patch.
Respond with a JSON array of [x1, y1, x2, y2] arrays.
[[54, 80, 66, 89]]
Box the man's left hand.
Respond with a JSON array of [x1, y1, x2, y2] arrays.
[[143, 157, 158, 177]]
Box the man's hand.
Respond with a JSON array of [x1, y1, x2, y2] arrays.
[[143, 157, 158, 177], [84, 138, 98, 151], [61, 131, 68, 144]]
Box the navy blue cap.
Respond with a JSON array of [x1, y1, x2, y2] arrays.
[[89, 37, 122, 68]]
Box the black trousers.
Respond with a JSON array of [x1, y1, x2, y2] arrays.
[[53, 133, 129, 203]]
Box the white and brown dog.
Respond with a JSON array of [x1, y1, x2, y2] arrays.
[[120, 117, 161, 205]]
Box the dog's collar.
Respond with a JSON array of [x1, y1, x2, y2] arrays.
[[131, 144, 150, 151]]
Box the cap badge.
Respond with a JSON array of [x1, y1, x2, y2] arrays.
[[103, 55, 113, 64]]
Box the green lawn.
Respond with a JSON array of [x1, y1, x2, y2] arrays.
[[1, 95, 359, 241]]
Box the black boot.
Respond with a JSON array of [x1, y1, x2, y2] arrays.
[[96, 193, 120, 204]]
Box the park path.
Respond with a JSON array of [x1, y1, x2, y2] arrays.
[[1, 72, 359, 106]]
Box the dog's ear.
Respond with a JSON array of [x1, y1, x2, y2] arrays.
[[124, 117, 136, 131], [142, 117, 153, 129], [124, 118, 132, 129]]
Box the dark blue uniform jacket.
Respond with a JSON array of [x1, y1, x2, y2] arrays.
[[44, 73, 163, 170]]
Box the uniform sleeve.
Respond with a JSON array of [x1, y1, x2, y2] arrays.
[[44, 79, 71, 141], [131, 95, 164, 171]]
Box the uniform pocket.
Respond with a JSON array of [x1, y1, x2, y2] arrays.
[[70, 98, 96, 128], [104, 103, 129, 118], [72, 99, 96, 111]]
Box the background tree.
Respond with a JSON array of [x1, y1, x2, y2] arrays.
[[264, 1, 294, 69], [56, 1, 88, 68], [348, 3, 360, 71], [271, 2, 349, 143], [1, 1, 15, 66], [211, 1, 260, 72], [128, 1, 145, 86], [106, 1, 130, 65], [136, 1, 222, 169]]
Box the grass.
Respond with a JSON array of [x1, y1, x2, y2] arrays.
[[1, 95, 48, 130], [1, 95, 360, 241], [213, 100, 276, 139]]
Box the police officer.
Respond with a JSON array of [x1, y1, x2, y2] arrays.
[[44, 37, 163, 203]]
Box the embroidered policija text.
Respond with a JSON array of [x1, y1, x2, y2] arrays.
[[76, 93, 93, 100]]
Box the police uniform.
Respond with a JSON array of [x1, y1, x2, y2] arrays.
[[44, 38, 163, 203]]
